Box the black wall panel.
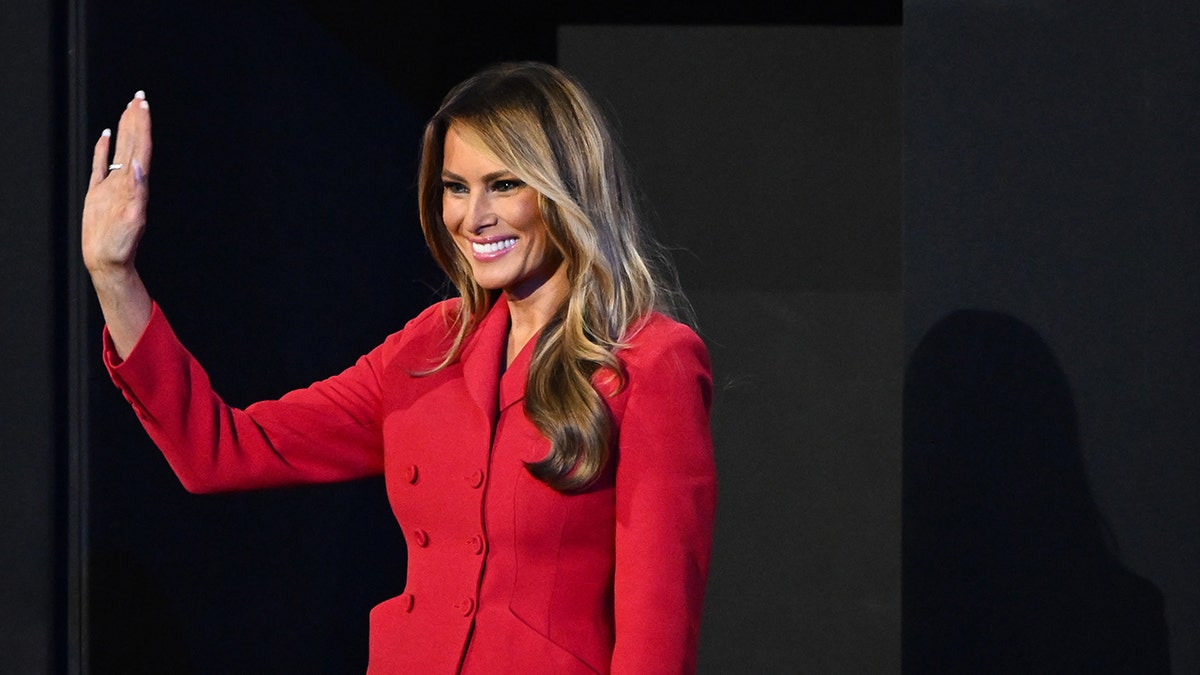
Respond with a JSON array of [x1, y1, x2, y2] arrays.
[[0, 0, 58, 672]]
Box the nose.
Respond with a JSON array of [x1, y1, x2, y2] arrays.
[[464, 191, 497, 233]]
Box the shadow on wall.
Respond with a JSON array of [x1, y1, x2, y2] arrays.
[[902, 310, 1170, 674]]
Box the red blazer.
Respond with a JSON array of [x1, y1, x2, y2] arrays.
[[105, 298, 716, 674]]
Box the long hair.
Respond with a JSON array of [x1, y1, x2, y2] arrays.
[[417, 62, 685, 492]]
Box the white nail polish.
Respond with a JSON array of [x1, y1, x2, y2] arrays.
[[101, 128, 111, 137], [134, 90, 146, 100], [140, 100, 149, 109]]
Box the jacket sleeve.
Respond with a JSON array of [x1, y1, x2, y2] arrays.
[[611, 321, 717, 674], [104, 302, 401, 493]]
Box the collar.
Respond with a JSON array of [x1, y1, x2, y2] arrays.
[[459, 298, 541, 420], [500, 324, 537, 412], [460, 298, 508, 427]]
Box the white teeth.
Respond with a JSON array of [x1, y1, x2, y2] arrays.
[[472, 238, 517, 254]]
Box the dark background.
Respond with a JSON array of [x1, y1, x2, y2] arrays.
[[4, 0, 1197, 673], [905, 1, 1198, 672]]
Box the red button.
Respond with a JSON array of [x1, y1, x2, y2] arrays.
[[468, 535, 484, 555], [400, 593, 414, 613], [404, 464, 419, 484], [413, 529, 429, 547], [455, 597, 476, 617], [466, 469, 484, 488]]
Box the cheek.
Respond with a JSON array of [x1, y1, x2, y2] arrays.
[[441, 198, 463, 232], [510, 196, 547, 236]]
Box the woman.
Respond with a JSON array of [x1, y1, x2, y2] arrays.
[[83, 63, 716, 674]]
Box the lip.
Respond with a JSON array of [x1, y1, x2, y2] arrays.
[[469, 236, 518, 261]]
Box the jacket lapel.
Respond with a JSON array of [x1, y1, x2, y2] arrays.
[[499, 330, 535, 413], [460, 299, 509, 431]]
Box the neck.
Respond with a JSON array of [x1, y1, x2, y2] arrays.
[[503, 264, 569, 360]]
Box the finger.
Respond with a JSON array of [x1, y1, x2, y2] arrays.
[[121, 90, 152, 176], [134, 93, 152, 174], [112, 91, 144, 165], [89, 129, 111, 188]]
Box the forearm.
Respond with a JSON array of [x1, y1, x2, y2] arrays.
[[103, 303, 390, 492], [90, 265, 152, 360]]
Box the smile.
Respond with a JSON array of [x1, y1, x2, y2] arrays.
[[471, 238, 517, 259]]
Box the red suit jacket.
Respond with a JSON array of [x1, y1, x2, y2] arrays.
[[104, 297, 717, 674]]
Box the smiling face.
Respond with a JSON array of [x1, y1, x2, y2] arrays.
[[440, 125, 566, 303]]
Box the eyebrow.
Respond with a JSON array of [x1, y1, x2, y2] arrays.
[[440, 169, 516, 183]]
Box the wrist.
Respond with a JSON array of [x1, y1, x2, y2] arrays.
[[87, 263, 139, 288]]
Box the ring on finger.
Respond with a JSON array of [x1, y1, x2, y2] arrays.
[[108, 163, 125, 170]]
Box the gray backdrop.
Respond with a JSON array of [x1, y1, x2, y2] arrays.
[[563, 26, 903, 673], [906, 1, 1198, 671]]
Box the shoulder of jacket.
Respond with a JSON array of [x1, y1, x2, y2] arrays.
[[601, 314, 712, 425], [620, 313, 707, 365], [377, 298, 462, 364], [404, 298, 462, 333]]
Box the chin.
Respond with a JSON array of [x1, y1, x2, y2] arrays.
[[469, 272, 513, 292]]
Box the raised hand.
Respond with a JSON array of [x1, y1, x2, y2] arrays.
[[83, 90, 153, 275], [83, 90, 155, 358]]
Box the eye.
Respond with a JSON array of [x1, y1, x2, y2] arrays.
[[492, 179, 525, 193], [442, 180, 468, 195]]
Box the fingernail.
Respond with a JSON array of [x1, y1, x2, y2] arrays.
[[134, 90, 146, 100], [140, 100, 149, 109], [133, 159, 145, 182], [126, 102, 131, 109], [101, 128, 111, 137]]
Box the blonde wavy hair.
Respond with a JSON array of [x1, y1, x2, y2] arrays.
[[417, 62, 685, 492]]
